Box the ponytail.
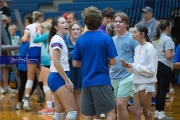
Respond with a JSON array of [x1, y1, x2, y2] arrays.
[[154, 26, 161, 40], [145, 35, 151, 43], [48, 26, 56, 45]]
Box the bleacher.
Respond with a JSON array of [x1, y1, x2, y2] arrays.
[[10, 0, 180, 27], [9, 0, 53, 22]]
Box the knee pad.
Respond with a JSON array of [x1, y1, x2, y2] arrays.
[[25, 80, 33, 89], [53, 112, 65, 120], [66, 111, 77, 120], [43, 86, 51, 93]]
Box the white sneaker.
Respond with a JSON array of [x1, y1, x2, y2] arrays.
[[22, 98, 31, 107], [100, 114, 105, 118], [154, 110, 159, 120], [16, 102, 23, 110], [169, 88, 175, 94], [4, 86, 15, 93], [23, 100, 31, 111], [0, 86, 5, 94], [15, 89, 19, 93]]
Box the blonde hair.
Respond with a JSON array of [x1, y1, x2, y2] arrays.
[[113, 12, 129, 30], [106, 22, 115, 37], [32, 11, 43, 22], [68, 21, 82, 36], [129, 27, 134, 33], [8, 24, 17, 32], [41, 21, 51, 31]]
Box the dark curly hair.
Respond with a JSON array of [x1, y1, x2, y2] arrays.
[[81, 6, 102, 30]]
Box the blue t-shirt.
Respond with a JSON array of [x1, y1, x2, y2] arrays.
[[18, 42, 30, 71], [110, 32, 139, 80], [173, 44, 180, 84], [73, 31, 118, 87]]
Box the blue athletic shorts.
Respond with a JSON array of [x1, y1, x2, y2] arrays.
[[48, 72, 70, 92], [28, 47, 41, 62]]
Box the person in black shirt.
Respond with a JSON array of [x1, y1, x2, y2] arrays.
[[0, 0, 11, 24]]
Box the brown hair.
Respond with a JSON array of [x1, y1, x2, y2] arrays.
[[81, 6, 102, 30], [68, 21, 82, 36], [154, 20, 170, 40], [48, 16, 63, 45]]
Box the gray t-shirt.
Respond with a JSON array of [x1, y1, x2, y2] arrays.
[[138, 18, 159, 42], [152, 34, 174, 69], [110, 32, 139, 80]]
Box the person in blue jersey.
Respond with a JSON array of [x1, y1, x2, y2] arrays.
[[21, 11, 43, 111], [72, 6, 117, 120], [33, 21, 54, 115], [48, 17, 77, 120], [173, 44, 180, 84], [16, 41, 38, 110], [65, 21, 82, 120], [110, 12, 139, 120]]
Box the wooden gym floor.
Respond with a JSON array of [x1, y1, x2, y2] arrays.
[[0, 83, 180, 120]]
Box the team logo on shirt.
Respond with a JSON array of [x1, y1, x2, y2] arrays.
[[25, 28, 30, 31], [51, 43, 63, 49]]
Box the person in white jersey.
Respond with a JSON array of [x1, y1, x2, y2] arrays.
[[21, 11, 43, 110], [47, 17, 77, 120]]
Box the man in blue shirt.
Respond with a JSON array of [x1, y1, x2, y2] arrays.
[[73, 6, 117, 120]]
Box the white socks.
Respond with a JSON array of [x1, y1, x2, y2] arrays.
[[46, 101, 53, 108], [53, 112, 65, 120]]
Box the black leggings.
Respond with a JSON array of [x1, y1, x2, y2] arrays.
[[18, 70, 38, 102], [155, 61, 172, 111]]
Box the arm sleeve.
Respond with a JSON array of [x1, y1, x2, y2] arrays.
[[24, 26, 30, 33], [72, 40, 81, 61], [33, 33, 48, 43], [173, 44, 180, 62], [107, 38, 118, 58], [165, 38, 175, 50], [51, 37, 63, 51], [132, 48, 158, 77]]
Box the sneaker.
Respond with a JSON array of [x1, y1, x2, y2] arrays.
[[38, 106, 54, 115], [15, 89, 19, 93], [128, 99, 134, 106], [22, 98, 32, 107], [100, 114, 105, 118], [158, 115, 173, 120], [151, 98, 156, 106], [154, 110, 159, 120], [169, 88, 175, 94], [23, 100, 31, 111], [16, 102, 23, 110], [0, 86, 5, 94], [4, 86, 15, 93]]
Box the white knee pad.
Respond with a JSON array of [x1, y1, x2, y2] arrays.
[[25, 80, 33, 89], [43, 86, 51, 93], [53, 112, 65, 120], [66, 111, 77, 120]]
